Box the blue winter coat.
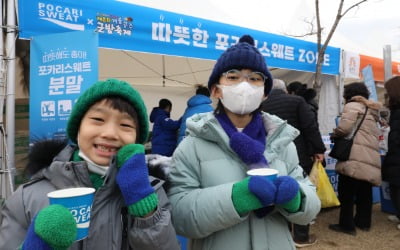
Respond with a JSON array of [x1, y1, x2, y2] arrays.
[[150, 107, 180, 156], [178, 95, 213, 144]]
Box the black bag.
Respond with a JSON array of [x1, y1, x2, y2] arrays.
[[329, 137, 354, 161], [329, 107, 368, 161]]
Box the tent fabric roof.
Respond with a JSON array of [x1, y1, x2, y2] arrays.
[[360, 55, 400, 82]]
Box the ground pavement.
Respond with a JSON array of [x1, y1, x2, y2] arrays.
[[305, 204, 400, 249]]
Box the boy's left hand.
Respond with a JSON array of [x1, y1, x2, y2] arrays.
[[116, 144, 158, 217]]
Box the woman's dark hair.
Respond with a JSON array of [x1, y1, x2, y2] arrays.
[[343, 82, 370, 102], [385, 76, 400, 109], [196, 86, 210, 97], [159, 98, 172, 109], [103, 96, 140, 140]]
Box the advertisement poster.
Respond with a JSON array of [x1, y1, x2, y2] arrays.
[[29, 30, 98, 142]]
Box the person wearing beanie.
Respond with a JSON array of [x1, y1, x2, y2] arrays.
[[0, 79, 180, 250], [168, 35, 321, 250]]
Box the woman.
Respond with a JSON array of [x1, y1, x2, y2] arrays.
[[329, 82, 381, 235], [167, 35, 321, 250], [382, 76, 400, 229]]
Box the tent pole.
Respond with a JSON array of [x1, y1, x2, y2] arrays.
[[0, 0, 7, 200], [5, 0, 17, 194], [162, 55, 165, 87]]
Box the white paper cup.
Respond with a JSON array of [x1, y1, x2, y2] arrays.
[[48, 187, 95, 241], [247, 168, 279, 181]]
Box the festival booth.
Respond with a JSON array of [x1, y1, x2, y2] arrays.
[[17, 0, 341, 137], [12, 1, 343, 247]]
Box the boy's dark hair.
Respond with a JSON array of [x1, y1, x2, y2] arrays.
[[103, 96, 140, 139], [343, 82, 370, 102], [196, 86, 210, 97], [159, 99, 172, 109]]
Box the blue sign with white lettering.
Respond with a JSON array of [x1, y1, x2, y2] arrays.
[[19, 0, 340, 75], [29, 30, 98, 142]]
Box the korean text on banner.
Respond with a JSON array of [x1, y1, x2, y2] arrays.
[[29, 30, 99, 142], [18, 0, 340, 75]]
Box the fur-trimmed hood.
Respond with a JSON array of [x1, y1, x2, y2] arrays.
[[26, 139, 68, 177], [350, 95, 382, 110]]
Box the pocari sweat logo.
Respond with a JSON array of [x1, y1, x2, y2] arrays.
[[38, 2, 85, 31]]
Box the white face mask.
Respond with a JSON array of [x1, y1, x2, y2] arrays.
[[218, 81, 264, 115]]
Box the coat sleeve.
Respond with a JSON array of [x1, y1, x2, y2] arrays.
[[0, 187, 31, 250], [128, 180, 180, 250], [167, 140, 246, 239], [275, 142, 322, 225], [297, 99, 326, 154]]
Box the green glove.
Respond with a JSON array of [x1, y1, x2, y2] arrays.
[[22, 204, 77, 250], [116, 144, 158, 217], [232, 176, 276, 215], [278, 191, 301, 213]]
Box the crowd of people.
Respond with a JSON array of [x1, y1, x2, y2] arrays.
[[0, 35, 399, 250]]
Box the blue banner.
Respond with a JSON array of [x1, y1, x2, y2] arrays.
[[19, 0, 340, 75], [362, 65, 378, 101], [29, 30, 98, 142]]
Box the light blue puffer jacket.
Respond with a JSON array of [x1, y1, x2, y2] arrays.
[[168, 112, 321, 250]]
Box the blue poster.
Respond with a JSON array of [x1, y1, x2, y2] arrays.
[[29, 30, 98, 142], [18, 0, 340, 75], [362, 65, 378, 101]]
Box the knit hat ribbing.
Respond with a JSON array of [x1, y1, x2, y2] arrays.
[[67, 79, 149, 144], [208, 35, 273, 95]]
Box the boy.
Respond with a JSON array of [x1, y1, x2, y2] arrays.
[[0, 79, 179, 249]]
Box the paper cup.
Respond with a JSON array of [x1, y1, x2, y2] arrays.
[[247, 168, 279, 181], [48, 187, 95, 241]]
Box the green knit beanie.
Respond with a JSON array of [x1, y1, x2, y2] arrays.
[[67, 79, 149, 144]]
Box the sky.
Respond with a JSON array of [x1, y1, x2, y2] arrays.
[[120, 0, 400, 61]]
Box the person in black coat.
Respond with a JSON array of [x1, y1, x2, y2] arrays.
[[382, 76, 400, 229], [261, 79, 326, 247]]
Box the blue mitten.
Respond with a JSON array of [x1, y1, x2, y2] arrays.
[[248, 176, 277, 206], [274, 176, 301, 212], [116, 144, 158, 217], [231, 176, 277, 215], [22, 204, 77, 250]]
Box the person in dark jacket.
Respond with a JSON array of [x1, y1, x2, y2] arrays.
[[150, 99, 181, 156], [261, 78, 325, 248], [287, 81, 319, 120], [382, 76, 400, 229], [178, 85, 214, 144], [0, 79, 180, 250]]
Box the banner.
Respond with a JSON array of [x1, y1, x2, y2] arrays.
[[342, 51, 360, 79], [29, 30, 98, 142], [18, 0, 340, 75], [361, 65, 378, 101]]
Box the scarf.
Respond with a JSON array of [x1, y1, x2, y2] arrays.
[[216, 112, 268, 168]]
